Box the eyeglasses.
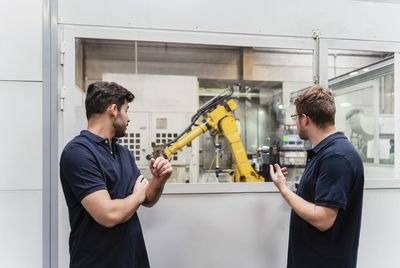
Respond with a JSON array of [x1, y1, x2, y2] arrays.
[[291, 113, 311, 121], [291, 114, 301, 121]]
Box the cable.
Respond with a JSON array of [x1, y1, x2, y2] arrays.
[[205, 153, 217, 183]]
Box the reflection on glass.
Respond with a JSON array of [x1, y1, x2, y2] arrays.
[[330, 55, 394, 168]]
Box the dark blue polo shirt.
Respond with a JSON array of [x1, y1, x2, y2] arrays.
[[287, 132, 364, 268], [60, 130, 150, 268]]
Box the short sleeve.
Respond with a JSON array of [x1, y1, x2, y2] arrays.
[[315, 155, 352, 210], [60, 144, 107, 203]]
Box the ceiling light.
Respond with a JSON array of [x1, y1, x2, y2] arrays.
[[350, 71, 359, 76], [340, 102, 351, 107]]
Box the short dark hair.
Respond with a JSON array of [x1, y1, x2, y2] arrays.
[[294, 85, 336, 127], [85, 81, 135, 119]]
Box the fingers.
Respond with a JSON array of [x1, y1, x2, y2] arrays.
[[152, 157, 164, 168], [133, 176, 149, 195], [270, 164, 289, 178], [156, 165, 167, 176], [159, 166, 173, 177], [135, 175, 144, 184], [157, 158, 167, 170], [141, 178, 149, 190], [136, 176, 148, 185], [279, 166, 289, 179], [150, 157, 172, 177], [156, 162, 172, 177]]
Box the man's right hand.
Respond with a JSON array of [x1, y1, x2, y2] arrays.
[[133, 175, 149, 203], [270, 164, 289, 192]]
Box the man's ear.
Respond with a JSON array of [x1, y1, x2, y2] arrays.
[[107, 104, 118, 118], [301, 114, 309, 126], [304, 114, 313, 126]]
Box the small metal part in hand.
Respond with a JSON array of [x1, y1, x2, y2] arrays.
[[146, 145, 166, 160]]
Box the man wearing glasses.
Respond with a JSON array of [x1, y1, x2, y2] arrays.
[[270, 85, 364, 268]]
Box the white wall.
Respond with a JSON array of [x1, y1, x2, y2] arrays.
[[139, 190, 291, 268], [58, 0, 400, 42], [139, 187, 400, 268], [0, 1, 42, 81], [357, 189, 400, 267], [0, 0, 43, 267]]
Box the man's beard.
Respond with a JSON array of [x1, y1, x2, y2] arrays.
[[113, 114, 127, 138], [297, 125, 307, 140]]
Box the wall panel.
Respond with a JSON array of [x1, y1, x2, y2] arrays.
[[0, 191, 42, 268], [0, 0, 42, 81], [0, 82, 42, 190]]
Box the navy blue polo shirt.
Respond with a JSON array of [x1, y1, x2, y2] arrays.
[[287, 132, 364, 268], [60, 130, 150, 268]]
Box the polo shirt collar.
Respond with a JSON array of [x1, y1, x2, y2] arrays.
[[80, 130, 118, 144], [308, 132, 347, 155]]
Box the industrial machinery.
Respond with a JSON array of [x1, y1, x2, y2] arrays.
[[253, 145, 271, 181], [250, 125, 307, 182], [147, 87, 264, 182], [346, 108, 394, 164], [278, 124, 307, 168]]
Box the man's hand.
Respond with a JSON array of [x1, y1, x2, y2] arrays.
[[133, 175, 149, 203], [270, 164, 289, 192], [142, 157, 173, 207], [149, 157, 173, 181]]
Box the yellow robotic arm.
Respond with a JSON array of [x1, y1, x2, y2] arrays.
[[158, 96, 264, 183]]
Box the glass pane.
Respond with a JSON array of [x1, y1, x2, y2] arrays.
[[75, 39, 313, 183], [328, 50, 395, 179]]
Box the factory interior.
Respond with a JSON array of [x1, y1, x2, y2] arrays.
[[1, 0, 400, 267]]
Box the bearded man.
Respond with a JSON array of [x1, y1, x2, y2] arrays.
[[60, 82, 172, 268]]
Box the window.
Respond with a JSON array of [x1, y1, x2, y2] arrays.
[[75, 39, 314, 183], [328, 49, 395, 179]]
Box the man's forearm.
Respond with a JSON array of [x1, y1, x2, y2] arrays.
[[280, 187, 336, 231], [143, 177, 167, 207], [105, 193, 144, 226], [281, 187, 317, 222], [118, 194, 144, 223], [82, 189, 144, 228]]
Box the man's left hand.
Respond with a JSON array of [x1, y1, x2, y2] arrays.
[[149, 157, 173, 180]]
